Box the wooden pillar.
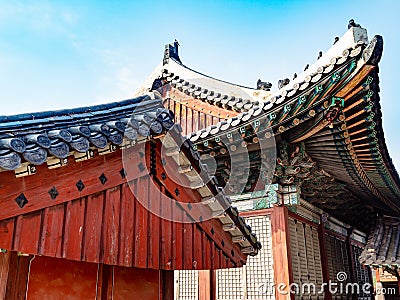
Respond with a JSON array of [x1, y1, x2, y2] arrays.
[[0, 251, 31, 300], [317, 218, 332, 300], [271, 206, 293, 299], [211, 270, 216, 300], [161, 270, 174, 300], [96, 264, 112, 300], [199, 270, 215, 300]]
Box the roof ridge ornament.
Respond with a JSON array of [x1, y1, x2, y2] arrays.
[[256, 79, 272, 91], [163, 39, 181, 65], [348, 19, 362, 29]]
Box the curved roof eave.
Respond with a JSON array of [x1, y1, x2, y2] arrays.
[[183, 29, 400, 217]]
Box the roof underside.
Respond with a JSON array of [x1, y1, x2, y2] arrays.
[[154, 28, 400, 232]]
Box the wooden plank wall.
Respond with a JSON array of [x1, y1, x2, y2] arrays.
[[0, 252, 163, 300], [288, 216, 324, 300], [0, 140, 249, 271], [164, 91, 238, 136], [0, 177, 239, 270]]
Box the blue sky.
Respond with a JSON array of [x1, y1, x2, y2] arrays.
[[0, 0, 399, 168]]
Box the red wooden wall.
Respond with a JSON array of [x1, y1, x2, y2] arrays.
[[0, 251, 162, 300], [0, 142, 245, 270], [27, 256, 160, 300], [165, 89, 238, 136]]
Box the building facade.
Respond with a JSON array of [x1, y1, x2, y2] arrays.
[[137, 25, 400, 299]]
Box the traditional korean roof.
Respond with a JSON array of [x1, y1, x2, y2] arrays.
[[0, 92, 174, 171], [0, 92, 261, 261], [359, 216, 400, 267], [152, 27, 400, 232], [136, 42, 272, 113]]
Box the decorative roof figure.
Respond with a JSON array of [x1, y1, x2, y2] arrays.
[[277, 78, 290, 89], [164, 39, 181, 64], [256, 79, 272, 91], [348, 19, 361, 29]]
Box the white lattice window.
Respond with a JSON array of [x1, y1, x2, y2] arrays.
[[216, 215, 275, 300], [174, 270, 199, 300], [217, 267, 244, 300]]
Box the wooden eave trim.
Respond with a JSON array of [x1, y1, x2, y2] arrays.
[[288, 211, 319, 228], [179, 99, 238, 119], [343, 99, 364, 113], [0, 149, 141, 220], [152, 140, 248, 266], [325, 228, 347, 241], [344, 110, 364, 122], [239, 208, 274, 217], [335, 65, 375, 98]]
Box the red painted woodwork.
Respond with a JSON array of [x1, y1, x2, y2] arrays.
[[183, 221, 194, 269], [63, 199, 86, 260], [0, 251, 31, 300], [161, 270, 174, 300], [199, 270, 212, 300], [0, 218, 14, 250], [0, 251, 10, 299], [0, 179, 240, 269], [27, 256, 98, 300], [16, 212, 42, 255], [166, 89, 238, 136], [118, 183, 136, 267], [0, 149, 146, 220], [270, 206, 294, 300], [153, 140, 247, 267], [0, 140, 246, 270], [24, 255, 161, 300], [112, 266, 160, 300], [83, 192, 105, 263]]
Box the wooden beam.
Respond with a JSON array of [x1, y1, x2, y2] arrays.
[[0, 148, 145, 220], [240, 208, 274, 218], [96, 263, 112, 300]]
